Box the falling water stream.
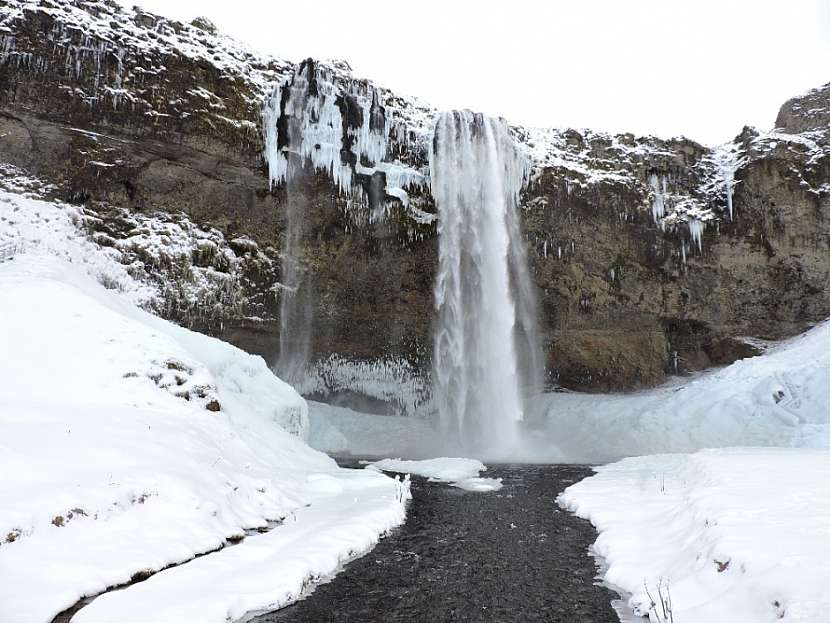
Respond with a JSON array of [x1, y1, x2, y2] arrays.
[[264, 63, 544, 453], [431, 111, 542, 457]]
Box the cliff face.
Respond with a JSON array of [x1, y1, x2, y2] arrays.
[[1, 0, 829, 409], [522, 121, 830, 390]]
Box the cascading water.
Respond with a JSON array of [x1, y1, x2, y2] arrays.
[[431, 111, 542, 456]]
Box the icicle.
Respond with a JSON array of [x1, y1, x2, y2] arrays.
[[649, 173, 667, 221], [688, 219, 704, 251], [262, 60, 425, 215]]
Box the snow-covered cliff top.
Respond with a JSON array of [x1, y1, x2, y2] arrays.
[[2, 0, 828, 246]]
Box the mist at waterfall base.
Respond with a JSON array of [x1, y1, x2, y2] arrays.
[[310, 313, 830, 463]]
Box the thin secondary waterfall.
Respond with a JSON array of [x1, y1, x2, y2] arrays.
[[275, 181, 314, 386], [263, 59, 422, 388], [264, 61, 331, 385], [431, 111, 542, 455]]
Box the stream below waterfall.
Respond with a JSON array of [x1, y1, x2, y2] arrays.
[[249, 463, 624, 623]]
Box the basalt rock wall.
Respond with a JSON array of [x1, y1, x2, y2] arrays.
[[1, 0, 829, 406]]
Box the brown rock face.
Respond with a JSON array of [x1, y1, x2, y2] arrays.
[[776, 82, 830, 134], [519, 121, 830, 390], [1, 0, 829, 404]]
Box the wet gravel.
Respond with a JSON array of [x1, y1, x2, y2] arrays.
[[251, 463, 621, 623]]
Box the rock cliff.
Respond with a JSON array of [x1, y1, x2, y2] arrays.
[[1, 0, 828, 411]]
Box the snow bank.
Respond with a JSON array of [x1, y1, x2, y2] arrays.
[[71, 469, 408, 623], [559, 448, 830, 623], [0, 191, 409, 623], [368, 457, 503, 492]]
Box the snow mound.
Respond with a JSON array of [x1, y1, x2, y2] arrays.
[[560, 448, 830, 623], [368, 457, 500, 492], [0, 190, 409, 622], [368, 457, 485, 482]]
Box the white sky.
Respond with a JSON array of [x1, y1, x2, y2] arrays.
[[119, 0, 830, 145]]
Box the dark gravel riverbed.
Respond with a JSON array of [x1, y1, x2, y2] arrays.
[[250, 463, 621, 623]]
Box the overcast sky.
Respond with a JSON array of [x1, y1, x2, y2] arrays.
[[120, 0, 830, 145]]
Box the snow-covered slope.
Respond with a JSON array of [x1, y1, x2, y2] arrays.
[[560, 448, 830, 623], [0, 190, 409, 622], [532, 321, 830, 463]]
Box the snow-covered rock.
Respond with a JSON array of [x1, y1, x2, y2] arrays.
[[368, 457, 502, 492]]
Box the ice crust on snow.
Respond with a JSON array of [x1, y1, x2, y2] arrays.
[[308, 315, 830, 464], [560, 448, 830, 623], [451, 477, 504, 493], [530, 318, 830, 463], [368, 457, 485, 482], [306, 401, 443, 459]]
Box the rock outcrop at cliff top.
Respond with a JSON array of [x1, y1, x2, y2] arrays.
[[1, 0, 829, 411]]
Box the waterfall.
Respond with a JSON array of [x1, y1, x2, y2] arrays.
[[431, 111, 542, 456]]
